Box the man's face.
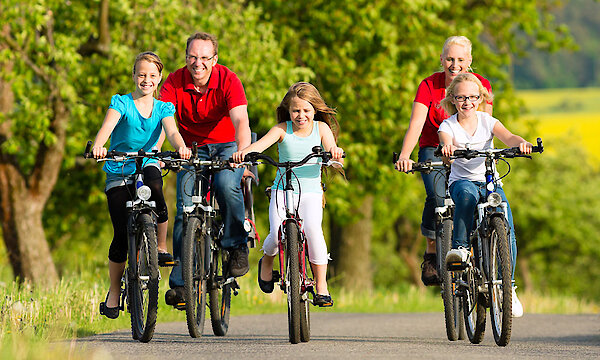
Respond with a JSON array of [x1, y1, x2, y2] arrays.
[[186, 39, 218, 86]]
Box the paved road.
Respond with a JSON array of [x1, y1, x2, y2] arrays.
[[75, 313, 599, 359]]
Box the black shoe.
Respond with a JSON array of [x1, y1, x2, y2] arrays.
[[228, 245, 249, 277], [421, 252, 440, 286], [99, 292, 120, 319], [165, 286, 185, 307], [313, 294, 334, 307], [257, 257, 277, 294], [158, 251, 175, 267]]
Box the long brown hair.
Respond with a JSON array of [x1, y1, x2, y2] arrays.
[[276, 82, 340, 140]]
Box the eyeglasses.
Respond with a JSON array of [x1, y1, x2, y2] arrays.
[[186, 54, 216, 63], [454, 95, 481, 103]]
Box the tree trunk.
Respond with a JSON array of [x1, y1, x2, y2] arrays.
[[329, 195, 373, 292]]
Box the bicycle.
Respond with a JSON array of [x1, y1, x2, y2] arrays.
[[84, 141, 180, 342], [392, 154, 465, 341], [242, 146, 343, 344], [445, 138, 543, 346], [170, 142, 258, 338]]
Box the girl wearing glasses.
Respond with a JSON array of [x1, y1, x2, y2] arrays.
[[437, 73, 532, 317], [394, 36, 493, 287]]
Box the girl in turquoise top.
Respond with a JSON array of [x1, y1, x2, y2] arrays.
[[91, 52, 191, 319], [233, 82, 344, 307]]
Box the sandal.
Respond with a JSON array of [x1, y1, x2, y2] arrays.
[[313, 294, 334, 307], [99, 291, 120, 319], [257, 257, 278, 294], [158, 251, 175, 267]]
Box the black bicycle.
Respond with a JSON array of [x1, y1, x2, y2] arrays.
[[84, 141, 180, 342], [393, 154, 465, 341], [171, 143, 258, 338], [446, 138, 543, 346]]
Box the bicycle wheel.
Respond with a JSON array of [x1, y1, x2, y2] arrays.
[[489, 216, 513, 346], [209, 245, 231, 336], [182, 216, 207, 338], [300, 243, 310, 342], [461, 266, 486, 344], [127, 213, 159, 343], [440, 219, 462, 341], [285, 221, 301, 344]]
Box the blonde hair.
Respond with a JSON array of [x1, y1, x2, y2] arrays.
[[276, 82, 340, 140], [132, 51, 164, 98], [441, 36, 473, 57], [440, 73, 493, 115]]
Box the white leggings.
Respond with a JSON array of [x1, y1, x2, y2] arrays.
[[262, 190, 328, 265]]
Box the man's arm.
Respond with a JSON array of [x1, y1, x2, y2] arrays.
[[230, 104, 251, 150]]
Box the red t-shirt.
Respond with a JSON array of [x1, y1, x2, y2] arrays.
[[159, 64, 248, 146], [414, 72, 492, 148]]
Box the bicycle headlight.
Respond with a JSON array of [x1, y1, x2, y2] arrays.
[[137, 185, 152, 201], [487, 192, 503, 207]]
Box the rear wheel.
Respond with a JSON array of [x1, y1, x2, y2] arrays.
[[462, 266, 486, 344], [489, 216, 513, 346], [127, 213, 159, 343], [182, 216, 207, 338], [440, 219, 462, 341], [285, 221, 301, 344], [209, 243, 231, 336]]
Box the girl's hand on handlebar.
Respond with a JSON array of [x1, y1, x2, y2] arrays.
[[519, 141, 533, 155], [178, 146, 192, 160], [232, 150, 248, 164], [395, 157, 414, 173], [92, 145, 107, 159], [330, 146, 344, 161], [440, 144, 456, 157]]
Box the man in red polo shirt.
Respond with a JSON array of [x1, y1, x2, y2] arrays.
[[160, 32, 251, 307]]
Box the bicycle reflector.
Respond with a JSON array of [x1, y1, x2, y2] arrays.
[[487, 192, 503, 207], [137, 184, 152, 201]]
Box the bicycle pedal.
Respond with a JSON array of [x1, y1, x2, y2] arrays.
[[447, 261, 468, 271], [159, 260, 179, 267], [174, 303, 186, 311]]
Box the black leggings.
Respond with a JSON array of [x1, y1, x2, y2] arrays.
[[106, 166, 167, 263]]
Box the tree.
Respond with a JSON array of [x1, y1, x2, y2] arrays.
[[0, 0, 309, 284], [249, 0, 574, 290]]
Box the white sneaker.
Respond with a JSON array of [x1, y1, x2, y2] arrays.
[[445, 247, 470, 264], [512, 287, 523, 318]]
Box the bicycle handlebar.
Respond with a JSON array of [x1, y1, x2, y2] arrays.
[[83, 140, 181, 162], [241, 146, 345, 169], [430, 137, 543, 160]]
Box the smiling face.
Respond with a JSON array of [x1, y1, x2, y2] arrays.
[[451, 80, 482, 119], [133, 59, 162, 96], [186, 39, 218, 86], [288, 96, 315, 132], [441, 44, 472, 85]]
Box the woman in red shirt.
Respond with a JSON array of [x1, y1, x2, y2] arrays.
[[394, 36, 492, 286]]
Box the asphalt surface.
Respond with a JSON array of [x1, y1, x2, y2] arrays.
[[74, 312, 600, 359]]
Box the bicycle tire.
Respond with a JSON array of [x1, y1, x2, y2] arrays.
[[440, 219, 461, 341], [127, 213, 159, 343], [300, 242, 310, 342], [489, 216, 513, 346], [209, 244, 231, 336], [182, 216, 207, 338], [462, 266, 486, 344], [285, 221, 301, 344]]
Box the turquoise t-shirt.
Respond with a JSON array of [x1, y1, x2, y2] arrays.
[[272, 121, 322, 194], [103, 93, 175, 185]]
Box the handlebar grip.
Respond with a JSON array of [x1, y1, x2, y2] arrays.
[[192, 142, 198, 158], [533, 137, 544, 153], [392, 152, 399, 164], [84, 141, 93, 159], [434, 145, 443, 157]]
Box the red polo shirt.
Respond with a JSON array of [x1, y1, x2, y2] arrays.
[[159, 64, 248, 146], [414, 72, 492, 148]]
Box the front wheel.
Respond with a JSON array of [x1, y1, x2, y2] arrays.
[[285, 221, 301, 344], [489, 216, 513, 346], [440, 219, 463, 341], [209, 245, 232, 336], [182, 216, 207, 338], [127, 213, 159, 343]]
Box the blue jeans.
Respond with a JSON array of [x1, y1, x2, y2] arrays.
[[169, 142, 247, 288], [449, 180, 517, 278], [418, 147, 447, 239]]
